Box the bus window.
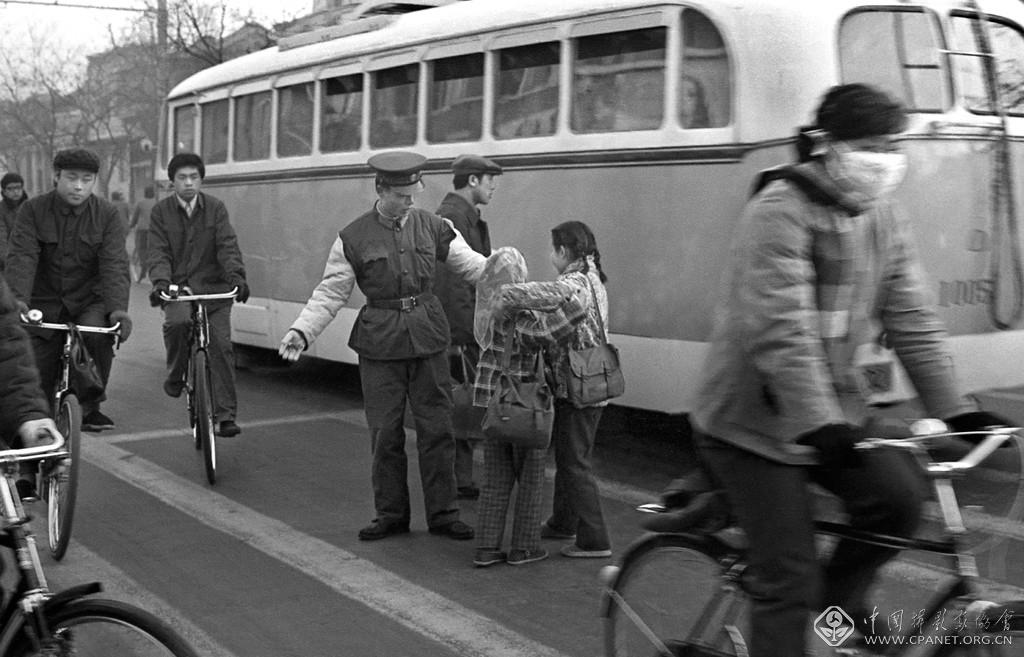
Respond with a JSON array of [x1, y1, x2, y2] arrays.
[[494, 42, 559, 140], [321, 74, 363, 152], [201, 99, 229, 164], [234, 91, 272, 161], [428, 53, 483, 143], [370, 64, 419, 148], [680, 9, 729, 128], [278, 82, 314, 157], [572, 27, 667, 133], [173, 105, 196, 153], [839, 10, 950, 112], [950, 15, 1024, 116]]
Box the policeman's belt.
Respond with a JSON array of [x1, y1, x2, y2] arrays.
[[366, 293, 434, 312]]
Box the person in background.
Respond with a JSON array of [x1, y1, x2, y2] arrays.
[[6, 148, 132, 432], [680, 75, 711, 129], [539, 221, 614, 559], [110, 191, 131, 231], [147, 153, 248, 439], [433, 153, 503, 500], [691, 83, 1010, 657], [130, 184, 157, 283], [278, 150, 486, 542], [0, 173, 29, 268], [471, 247, 586, 567]]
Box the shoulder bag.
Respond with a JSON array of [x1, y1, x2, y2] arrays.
[[450, 346, 485, 440], [481, 337, 554, 450], [68, 325, 105, 403], [566, 281, 625, 408]]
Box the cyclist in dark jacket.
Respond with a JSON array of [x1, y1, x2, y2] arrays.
[[146, 153, 248, 438], [6, 149, 132, 433], [0, 274, 54, 448]]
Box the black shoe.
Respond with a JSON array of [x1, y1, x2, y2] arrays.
[[82, 410, 115, 432], [15, 478, 38, 503], [163, 379, 185, 398], [428, 520, 474, 540], [217, 420, 241, 437], [358, 520, 410, 541], [457, 485, 480, 500]]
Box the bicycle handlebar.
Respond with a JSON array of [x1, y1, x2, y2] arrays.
[[158, 285, 238, 303], [857, 423, 1019, 475], [0, 429, 66, 463], [20, 311, 122, 335]]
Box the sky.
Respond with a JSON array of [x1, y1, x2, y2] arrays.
[[0, 0, 312, 55]]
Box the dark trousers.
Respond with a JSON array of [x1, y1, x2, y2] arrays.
[[547, 400, 610, 551], [696, 433, 927, 657], [449, 342, 481, 488], [359, 353, 459, 529], [163, 301, 236, 422], [30, 305, 114, 415]]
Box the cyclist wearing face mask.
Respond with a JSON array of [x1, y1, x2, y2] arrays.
[[691, 83, 1009, 657]]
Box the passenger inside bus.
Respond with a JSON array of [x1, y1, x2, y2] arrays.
[[679, 74, 710, 129]]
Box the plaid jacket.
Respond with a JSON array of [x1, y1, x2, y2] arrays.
[[473, 280, 586, 407], [693, 161, 972, 464]]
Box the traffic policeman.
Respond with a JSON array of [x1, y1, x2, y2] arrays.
[[278, 151, 486, 541]]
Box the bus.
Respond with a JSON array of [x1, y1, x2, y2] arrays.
[[163, 0, 1024, 414]]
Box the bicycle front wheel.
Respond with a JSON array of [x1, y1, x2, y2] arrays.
[[603, 533, 751, 657], [47, 393, 82, 561], [10, 598, 199, 657], [193, 350, 217, 485]]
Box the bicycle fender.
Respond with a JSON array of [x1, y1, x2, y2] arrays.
[[0, 583, 102, 653]]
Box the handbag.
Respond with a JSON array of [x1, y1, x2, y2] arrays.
[[68, 325, 105, 403], [481, 340, 554, 450], [566, 281, 625, 408], [450, 346, 485, 440]]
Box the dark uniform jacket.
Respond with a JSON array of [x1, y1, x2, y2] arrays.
[[432, 193, 490, 346], [0, 275, 50, 443], [341, 207, 458, 359], [147, 193, 246, 294], [0, 196, 28, 268], [6, 191, 129, 320]]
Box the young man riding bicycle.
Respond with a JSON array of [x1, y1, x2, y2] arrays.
[[147, 153, 249, 438], [691, 83, 1011, 657]]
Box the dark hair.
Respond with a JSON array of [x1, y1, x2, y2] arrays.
[[111, 191, 123, 201], [551, 220, 607, 283], [815, 83, 908, 141], [167, 152, 205, 180], [1, 173, 24, 188], [452, 173, 471, 190], [143, 184, 155, 199], [53, 148, 100, 174]]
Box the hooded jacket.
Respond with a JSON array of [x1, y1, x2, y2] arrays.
[[692, 161, 972, 464]]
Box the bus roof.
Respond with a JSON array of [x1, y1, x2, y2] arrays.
[[170, 0, 1024, 100]]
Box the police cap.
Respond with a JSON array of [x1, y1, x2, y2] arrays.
[[451, 154, 502, 177], [368, 151, 427, 193]]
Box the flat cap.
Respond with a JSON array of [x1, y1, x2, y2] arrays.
[[452, 154, 502, 177], [1, 173, 24, 188], [368, 151, 427, 192]]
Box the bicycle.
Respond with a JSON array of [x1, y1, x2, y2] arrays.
[[158, 285, 238, 485], [601, 422, 1024, 657], [0, 430, 200, 656], [20, 311, 122, 561]]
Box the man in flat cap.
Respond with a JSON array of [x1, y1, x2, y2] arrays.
[[432, 154, 502, 500], [7, 148, 132, 433], [1, 173, 29, 270], [279, 150, 486, 541]]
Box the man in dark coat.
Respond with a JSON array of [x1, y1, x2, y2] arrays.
[[279, 151, 486, 541], [147, 153, 248, 438], [433, 154, 502, 500], [6, 148, 132, 432], [0, 172, 29, 268]]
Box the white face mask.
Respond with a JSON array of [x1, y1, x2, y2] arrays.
[[827, 143, 908, 200]]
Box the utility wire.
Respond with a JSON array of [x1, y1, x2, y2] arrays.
[[0, 0, 150, 12]]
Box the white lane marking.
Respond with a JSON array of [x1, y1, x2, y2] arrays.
[[81, 439, 573, 657], [103, 412, 352, 444], [42, 540, 237, 657]]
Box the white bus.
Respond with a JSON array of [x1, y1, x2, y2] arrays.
[[164, 0, 1024, 414]]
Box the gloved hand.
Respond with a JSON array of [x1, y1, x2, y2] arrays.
[[945, 411, 1013, 445], [796, 423, 866, 469], [149, 280, 170, 308], [233, 281, 250, 304], [108, 310, 132, 342], [16, 418, 61, 448]]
